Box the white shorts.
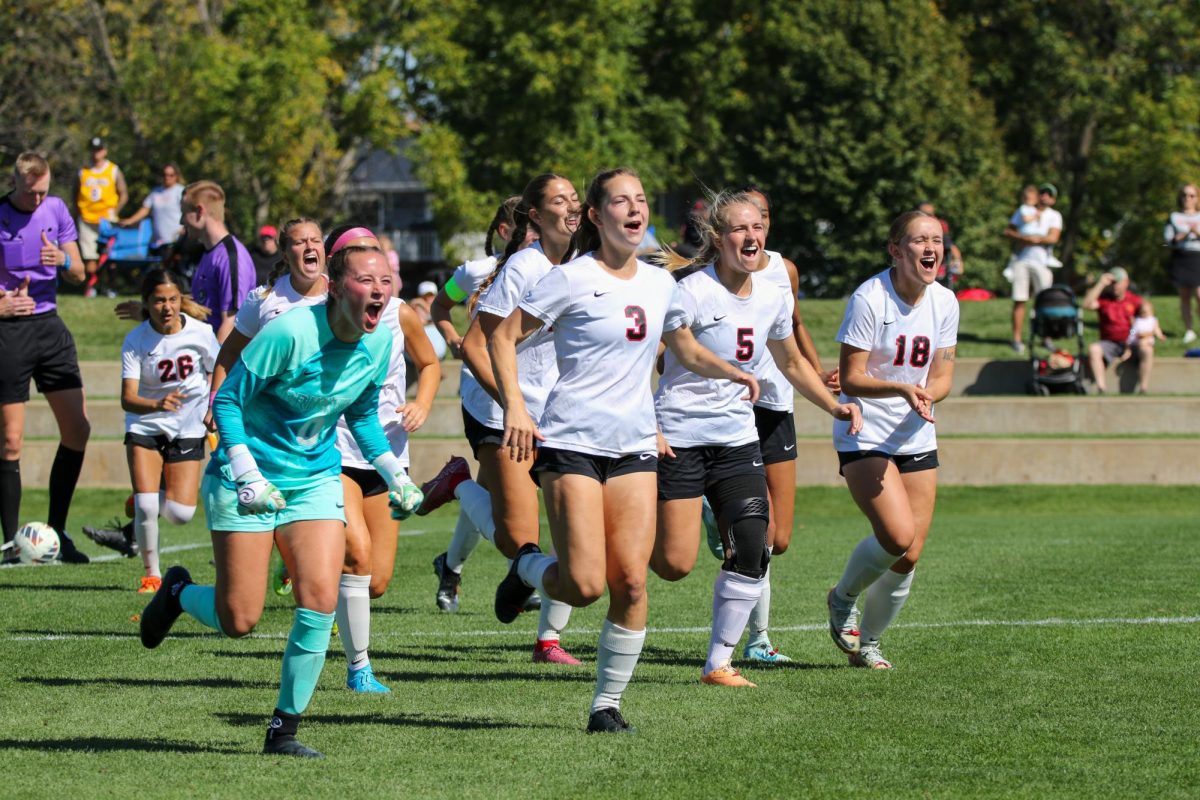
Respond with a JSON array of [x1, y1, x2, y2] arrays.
[[1009, 257, 1053, 302], [77, 220, 101, 261]]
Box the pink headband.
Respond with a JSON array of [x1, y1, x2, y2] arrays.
[[329, 226, 378, 255]]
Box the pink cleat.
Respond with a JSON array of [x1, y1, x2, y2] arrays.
[[532, 639, 582, 665], [415, 456, 471, 516]]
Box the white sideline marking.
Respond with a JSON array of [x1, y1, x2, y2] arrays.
[[8, 615, 1200, 643]]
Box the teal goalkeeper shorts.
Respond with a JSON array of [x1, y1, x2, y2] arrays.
[[201, 470, 346, 532]]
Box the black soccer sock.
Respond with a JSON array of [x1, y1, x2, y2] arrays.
[[122, 520, 135, 543], [0, 459, 20, 544], [47, 445, 85, 533], [267, 709, 301, 742]]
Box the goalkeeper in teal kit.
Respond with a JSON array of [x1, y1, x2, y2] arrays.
[[138, 244, 422, 759]]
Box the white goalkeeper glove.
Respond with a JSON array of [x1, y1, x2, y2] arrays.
[[373, 453, 423, 520], [228, 444, 286, 515]]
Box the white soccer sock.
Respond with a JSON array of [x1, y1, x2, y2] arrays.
[[133, 492, 161, 577], [859, 568, 914, 645], [454, 480, 495, 545], [445, 511, 481, 573], [537, 596, 572, 642], [159, 498, 196, 525], [704, 570, 764, 674], [591, 619, 646, 712], [336, 573, 373, 671], [516, 552, 555, 595], [746, 552, 772, 647], [835, 535, 902, 602]]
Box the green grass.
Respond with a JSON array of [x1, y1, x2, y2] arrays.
[[1, 486, 1197, 798], [58, 294, 1200, 363]]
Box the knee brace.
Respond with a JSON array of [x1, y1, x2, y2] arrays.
[[710, 475, 771, 580]]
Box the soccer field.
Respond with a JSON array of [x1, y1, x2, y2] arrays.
[[1, 486, 1197, 798]]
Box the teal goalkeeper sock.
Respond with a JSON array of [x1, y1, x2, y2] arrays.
[[179, 584, 224, 634], [277, 607, 335, 716]]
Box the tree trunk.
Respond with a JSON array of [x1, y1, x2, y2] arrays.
[[1060, 112, 1098, 284]]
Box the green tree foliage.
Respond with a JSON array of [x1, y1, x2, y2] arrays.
[[942, 0, 1200, 287]]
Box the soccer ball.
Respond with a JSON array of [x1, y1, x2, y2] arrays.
[[14, 522, 60, 565]]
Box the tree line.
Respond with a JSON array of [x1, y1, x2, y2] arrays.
[[4, 0, 1198, 296]]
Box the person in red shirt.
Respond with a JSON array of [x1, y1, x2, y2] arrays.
[[1081, 266, 1150, 393]]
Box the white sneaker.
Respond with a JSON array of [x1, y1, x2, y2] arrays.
[[827, 588, 860, 654], [1011, 340, 1026, 355], [849, 642, 893, 670], [1183, 329, 1197, 344]]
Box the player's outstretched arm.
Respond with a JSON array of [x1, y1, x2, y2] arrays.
[[397, 302, 442, 432], [662, 326, 759, 403], [489, 308, 546, 462]]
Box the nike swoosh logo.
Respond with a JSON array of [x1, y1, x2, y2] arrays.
[[594, 290, 610, 297], [912, 454, 930, 461], [336, 502, 345, 508], [783, 444, 795, 451], [752, 460, 763, 467], [714, 314, 727, 321], [639, 453, 655, 460], [883, 319, 896, 325], [178, 448, 196, 455]]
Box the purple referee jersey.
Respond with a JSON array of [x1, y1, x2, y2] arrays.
[[191, 234, 255, 333], [0, 195, 78, 315]]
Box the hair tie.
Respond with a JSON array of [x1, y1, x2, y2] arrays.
[[330, 226, 377, 255]]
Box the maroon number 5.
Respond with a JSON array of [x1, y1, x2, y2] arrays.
[[735, 327, 754, 361], [625, 305, 647, 341]]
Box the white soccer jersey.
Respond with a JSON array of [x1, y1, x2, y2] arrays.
[[121, 315, 220, 438], [336, 296, 410, 468], [450, 254, 498, 404], [461, 242, 559, 430], [751, 250, 799, 411], [522, 254, 678, 457], [656, 265, 791, 448], [234, 274, 326, 338], [833, 269, 959, 455]]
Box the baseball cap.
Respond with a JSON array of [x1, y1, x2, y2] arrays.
[[1039, 183, 1058, 198], [1106, 266, 1129, 283], [258, 225, 278, 238], [417, 280, 437, 296], [89, 137, 105, 150]]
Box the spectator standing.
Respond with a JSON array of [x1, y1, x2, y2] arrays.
[[1164, 183, 1200, 344], [180, 181, 255, 342], [1082, 267, 1150, 394], [118, 163, 184, 255], [75, 137, 128, 298], [0, 153, 91, 563], [1004, 183, 1062, 353], [917, 201, 963, 287], [411, 280, 447, 360], [250, 225, 280, 286]]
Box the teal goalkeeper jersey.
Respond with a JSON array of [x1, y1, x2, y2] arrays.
[[209, 303, 392, 489]]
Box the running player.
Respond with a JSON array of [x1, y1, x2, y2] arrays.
[[329, 225, 441, 693], [427, 195, 522, 613], [826, 210, 959, 670], [0, 153, 91, 564], [138, 243, 423, 758], [732, 185, 837, 665], [489, 168, 758, 733], [84, 218, 327, 556], [456, 175, 583, 665], [652, 191, 860, 687], [113, 269, 218, 592]]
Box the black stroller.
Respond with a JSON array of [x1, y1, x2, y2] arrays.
[[1028, 284, 1086, 395]]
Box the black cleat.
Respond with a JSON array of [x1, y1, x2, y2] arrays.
[[83, 519, 138, 558], [56, 530, 90, 564], [432, 552, 461, 612], [139, 565, 192, 649], [521, 592, 542, 613], [494, 543, 539, 624], [587, 707, 635, 735], [262, 734, 324, 759]]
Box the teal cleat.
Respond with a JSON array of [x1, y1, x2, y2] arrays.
[[702, 496, 723, 560], [743, 640, 793, 664], [346, 664, 391, 693]]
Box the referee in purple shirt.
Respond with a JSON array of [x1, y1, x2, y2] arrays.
[[0, 153, 92, 563], [179, 181, 255, 343]]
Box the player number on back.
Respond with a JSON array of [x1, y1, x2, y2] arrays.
[[156, 354, 195, 382], [625, 305, 647, 341], [892, 335, 931, 367]]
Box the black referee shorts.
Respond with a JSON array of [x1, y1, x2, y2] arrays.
[[0, 311, 84, 404]]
